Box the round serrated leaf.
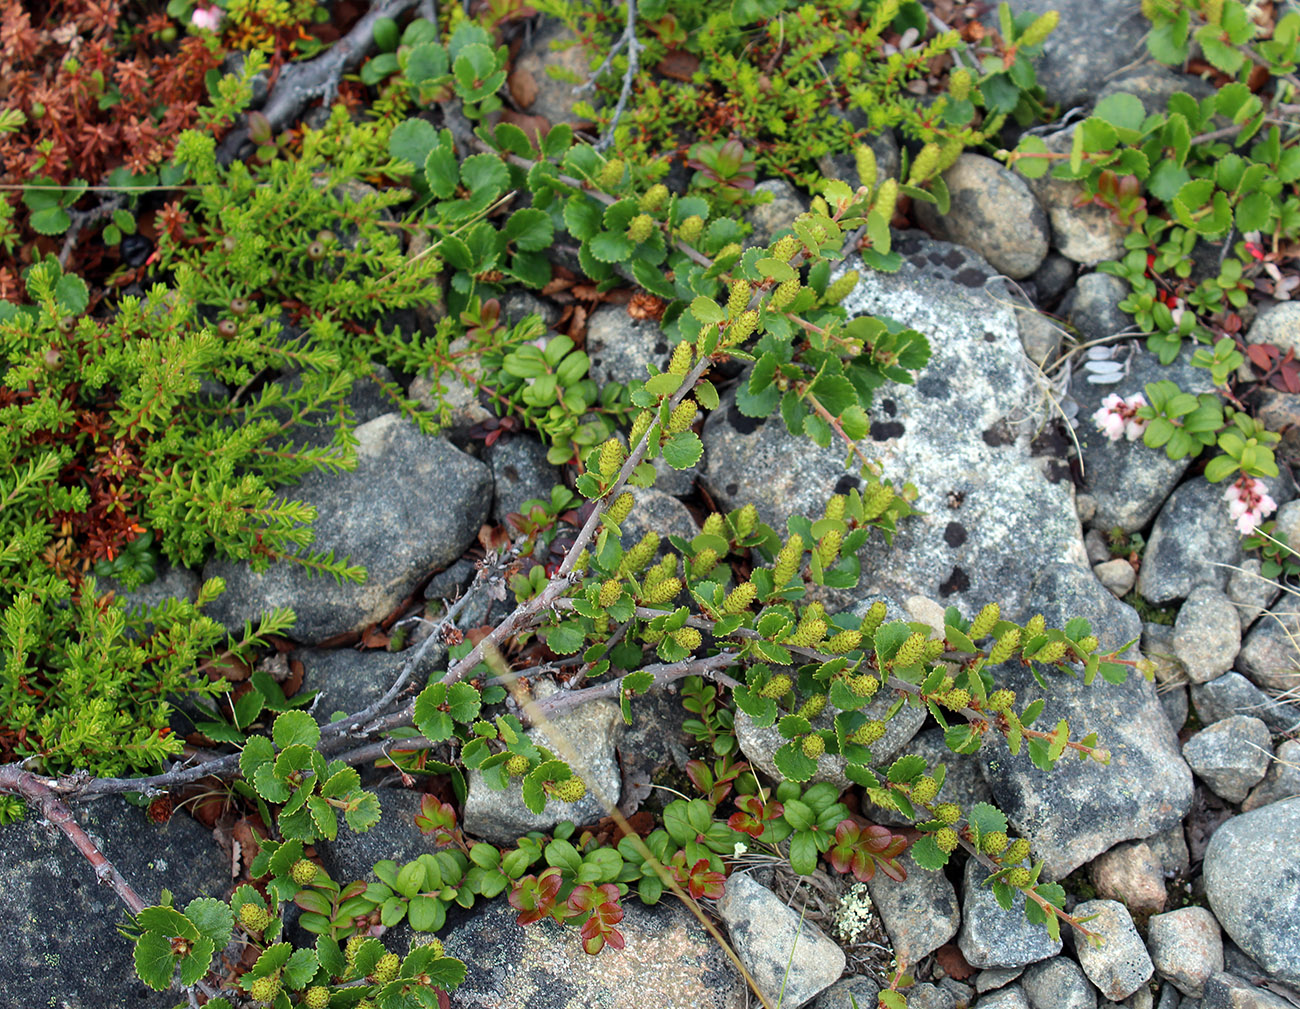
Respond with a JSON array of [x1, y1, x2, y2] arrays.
[[587, 231, 634, 263], [272, 710, 320, 750]]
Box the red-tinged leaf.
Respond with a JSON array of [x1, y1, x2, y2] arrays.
[[655, 48, 699, 81], [684, 759, 712, 795], [1247, 344, 1275, 370], [509, 868, 565, 925], [934, 943, 975, 981]]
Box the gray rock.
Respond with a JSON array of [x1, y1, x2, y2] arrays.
[[1148, 907, 1224, 998], [1138, 474, 1293, 606], [816, 124, 900, 190], [704, 233, 1100, 623], [1225, 560, 1279, 632], [1157, 982, 1184, 1009], [269, 364, 401, 450], [986, 0, 1147, 109], [101, 561, 202, 618], [622, 486, 699, 550], [978, 985, 1032, 1009], [1242, 739, 1300, 811], [1032, 254, 1077, 304], [1086, 529, 1114, 566], [978, 969, 1027, 994], [319, 787, 428, 884], [1173, 588, 1242, 684], [1237, 614, 1300, 694], [1182, 716, 1272, 803], [1191, 673, 1299, 734], [914, 154, 1050, 279], [295, 646, 439, 724], [909, 983, 959, 1009], [939, 977, 976, 1008], [511, 20, 600, 127], [958, 857, 1062, 969], [1011, 291, 1066, 366], [1089, 841, 1167, 916], [1204, 799, 1300, 986], [0, 799, 228, 1009], [1073, 899, 1155, 1001], [1075, 345, 1214, 536], [1062, 273, 1131, 343], [500, 288, 562, 330], [462, 679, 622, 844], [1143, 623, 1188, 688], [1024, 126, 1128, 265], [1022, 956, 1098, 1009], [1245, 303, 1300, 356], [1201, 972, 1296, 1009], [1144, 824, 1191, 880], [435, 884, 745, 1008], [716, 872, 846, 1008], [812, 976, 884, 1009], [977, 570, 1192, 878], [1095, 559, 1137, 597], [203, 416, 492, 644], [744, 178, 809, 248], [865, 851, 961, 967], [584, 303, 669, 387], [487, 436, 560, 524], [1161, 685, 1190, 733]]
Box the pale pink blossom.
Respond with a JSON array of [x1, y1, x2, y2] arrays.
[[191, 5, 223, 31], [1092, 392, 1148, 442], [1223, 476, 1277, 535]]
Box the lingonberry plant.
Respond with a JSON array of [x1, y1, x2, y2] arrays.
[[0, 13, 1155, 1009]]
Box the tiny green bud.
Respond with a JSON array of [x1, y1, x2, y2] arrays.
[[239, 902, 272, 932], [824, 495, 846, 522], [505, 753, 530, 775], [969, 602, 1000, 640], [598, 438, 625, 477], [717, 242, 743, 261], [981, 830, 1009, 855], [934, 827, 960, 853], [599, 579, 622, 607], [723, 581, 758, 614], [859, 600, 888, 638], [1003, 866, 1033, 887], [643, 576, 682, 605], [732, 504, 758, 538], [692, 547, 719, 576], [677, 215, 705, 244], [818, 529, 843, 566], [940, 688, 972, 711], [855, 144, 878, 188], [850, 719, 887, 745], [728, 279, 752, 316], [760, 673, 793, 698], [626, 213, 655, 243], [922, 638, 946, 663], [772, 534, 804, 587], [893, 631, 928, 668], [908, 142, 942, 187], [1025, 614, 1046, 638], [1032, 640, 1068, 665], [823, 270, 860, 305], [802, 734, 826, 759], [787, 618, 828, 648], [667, 398, 697, 434], [861, 482, 895, 521], [1018, 9, 1059, 46], [873, 178, 898, 223], [290, 858, 318, 887], [988, 628, 1022, 665], [948, 66, 973, 102], [620, 532, 659, 575], [702, 513, 726, 538], [551, 776, 587, 802], [1004, 838, 1032, 864], [606, 491, 634, 525], [672, 626, 703, 651], [640, 183, 669, 212], [249, 974, 281, 1004], [1075, 635, 1099, 655], [911, 776, 940, 804], [373, 952, 400, 984], [826, 629, 863, 653], [723, 308, 759, 346], [796, 692, 828, 719], [304, 987, 331, 1009], [934, 802, 962, 825], [770, 277, 801, 310], [597, 158, 625, 188], [771, 234, 800, 261], [668, 341, 693, 375], [986, 688, 1017, 713], [847, 673, 879, 698], [629, 409, 655, 447]]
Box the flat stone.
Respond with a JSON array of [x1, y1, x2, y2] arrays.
[[915, 154, 1050, 279], [1204, 799, 1300, 986], [1242, 739, 1300, 811], [1148, 906, 1224, 998], [318, 787, 430, 883], [866, 851, 961, 967], [1172, 588, 1241, 684], [958, 857, 1062, 969], [744, 178, 809, 248], [977, 984, 1032, 1009], [622, 486, 699, 549], [1245, 303, 1300, 356], [462, 679, 622, 844], [1089, 841, 1167, 915], [584, 303, 670, 387], [1224, 560, 1279, 632], [1143, 824, 1191, 880], [978, 968, 1027, 994], [977, 577, 1192, 878], [1062, 273, 1130, 343], [1182, 716, 1272, 803], [1190, 673, 1299, 734], [0, 799, 228, 1009], [1160, 685, 1189, 733], [1022, 956, 1098, 1009], [716, 872, 846, 1008], [1024, 126, 1128, 265], [295, 646, 439, 724], [1237, 614, 1300, 694], [433, 885, 745, 1008], [1073, 899, 1155, 1001], [203, 416, 492, 644], [487, 435, 561, 524], [1201, 971, 1297, 1009]]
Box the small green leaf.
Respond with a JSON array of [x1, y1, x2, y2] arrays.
[[273, 710, 320, 750]]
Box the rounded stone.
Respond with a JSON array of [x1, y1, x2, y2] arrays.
[[1094, 558, 1136, 597], [1089, 841, 1167, 915], [1182, 715, 1272, 803], [1147, 906, 1223, 998], [914, 154, 1050, 279], [1204, 799, 1300, 986], [1021, 956, 1098, 1009], [1072, 899, 1154, 1001], [1172, 587, 1241, 684], [1024, 126, 1128, 265], [1245, 302, 1300, 355]]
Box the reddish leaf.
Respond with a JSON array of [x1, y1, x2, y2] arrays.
[[656, 48, 700, 81], [508, 867, 564, 926], [934, 943, 975, 981], [1247, 344, 1276, 370]]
